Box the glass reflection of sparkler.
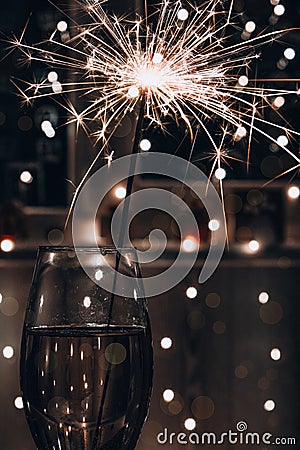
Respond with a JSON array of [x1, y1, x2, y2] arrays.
[[10, 0, 300, 209]]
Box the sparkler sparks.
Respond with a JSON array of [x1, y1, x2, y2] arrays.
[[10, 0, 300, 200]]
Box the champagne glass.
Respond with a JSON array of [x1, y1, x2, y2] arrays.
[[20, 246, 153, 450]]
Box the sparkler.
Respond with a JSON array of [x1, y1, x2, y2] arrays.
[[7, 0, 300, 263], [10, 0, 300, 209]]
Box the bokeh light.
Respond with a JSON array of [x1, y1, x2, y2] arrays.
[[215, 167, 226, 180], [48, 228, 64, 245], [115, 186, 126, 199], [153, 53, 163, 64], [168, 399, 183, 415], [284, 48, 296, 60], [105, 343, 127, 365], [0, 297, 19, 316], [225, 194, 243, 214], [48, 71, 58, 82], [41, 120, 56, 138], [57, 21, 68, 32], [245, 21, 256, 33], [177, 8, 189, 21], [163, 389, 175, 402], [287, 186, 300, 199], [20, 171, 33, 184], [182, 236, 198, 252], [52, 81, 63, 94], [258, 291, 269, 304], [205, 292, 221, 308], [272, 96, 285, 109], [248, 240, 260, 252], [264, 399, 276, 411], [260, 301, 283, 325], [208, 219, 220, 231], [238, 75, 249, 87], [270, 348, 281, 361], [160, 337, 173, 349], [14, 396, 24, 410], [184, 418, 196, 431], [128, 86, 140, 98], [83, 296, 91, 308], [247, 189, 264, 206], [139, 138, 152, 151], [213, 321, 226, 334], [3, 345, 14, 359], [95, 269, 104, 281], [234, 125, 247, 141], [277, 135, 288, 147], [186, 286, 198, 299], [274, 4, 285, 16], [0, 238, 15, 253], [235, 365, 248, 379], [191, 396, 215, 419]]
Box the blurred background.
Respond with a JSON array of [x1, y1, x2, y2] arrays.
[[0, 0, 300, 448]]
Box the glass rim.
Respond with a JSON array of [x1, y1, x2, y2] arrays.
[[38, 245, 136, 254]]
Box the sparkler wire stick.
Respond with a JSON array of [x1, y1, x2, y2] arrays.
[[92, 96, 146, 450], [92, 0, 148, 439], [93, 6, 148, 443]]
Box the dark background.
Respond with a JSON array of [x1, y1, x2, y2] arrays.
[[0, 0, 300, 449]]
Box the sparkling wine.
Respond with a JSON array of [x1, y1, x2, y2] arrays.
[[21, 327, 152, 450]]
